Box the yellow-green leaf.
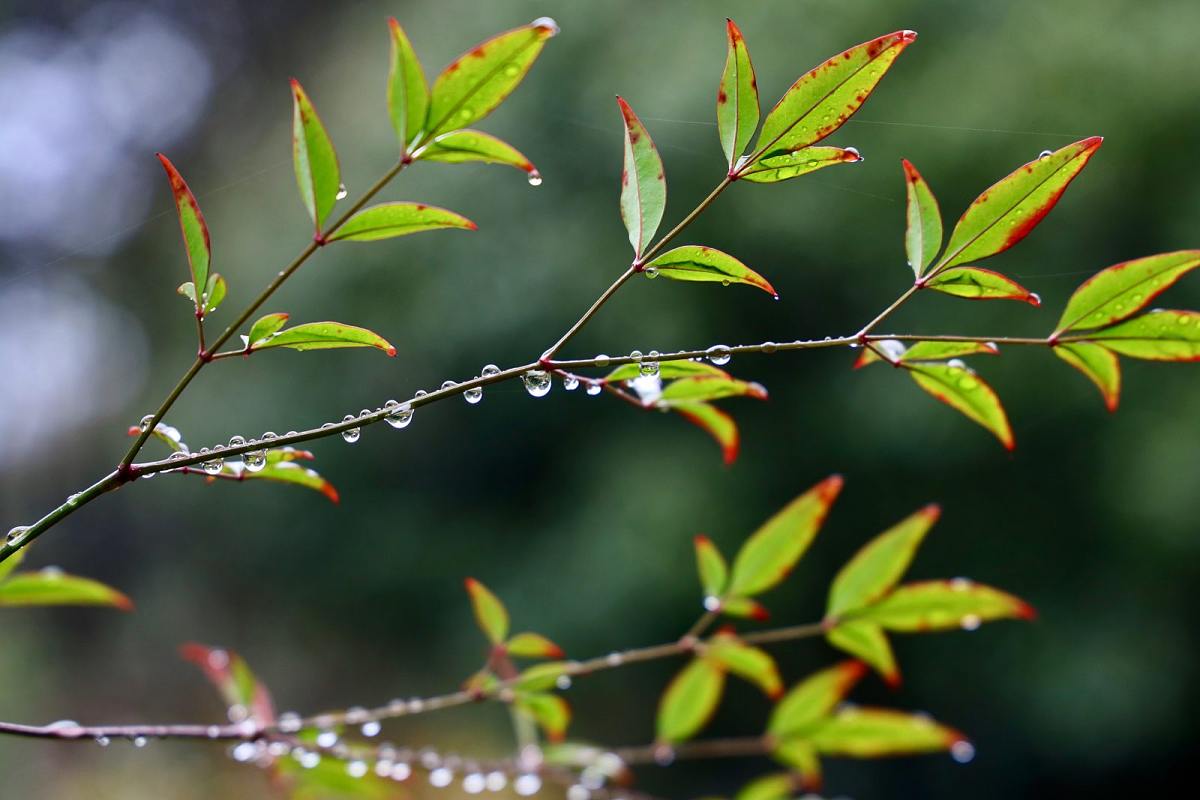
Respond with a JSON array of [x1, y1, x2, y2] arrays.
[[618, 96, 666, 257], [0, 569, 133, 611], [855, 579, 1035, 631], [906, 362, 1014, 450], [693, 534, 729, 598], [247, 312, 289, 346], [825, 621, 898, 687], [605, 360, 730, 384], [291, 80, 341, 232], [768, 661, 867, 739], [717, 19, 759, 168], [902, 159, 942, 277], [656, 657, 725, 743], [826, 505, 940, 617], [387, 17, 428, 150], [328, 202, 476, 242], [515, 692, 571, 742], [201, 273, 226, 316], [735, 773, 800, 800], [1054, 342, 1121, 411], [0, 546, 25, 583], [924, 266, 1040, 305], [418, 129, 538, 180], [674, 402, 740, 466], [250, 322, 396, 356], [719, 596, 770, 620], [643, 245, 777, 296], [1086, 310, 1200, 361], [806, 707, 965, 758], [899, 340, 999, 363], [1055, 251, 1200, 334], [465, 577, 509, 644], [738, 145, 861, 184], [157, 153, 211, 301], [242, 461, 339, 504], [506, 632, 565, 659], [770, 741, 822, 789], [658, 375, 768, 406], [514, 661, 574, 692], [705, 635, 783, 698]]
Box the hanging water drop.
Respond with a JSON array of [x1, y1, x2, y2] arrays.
[[960, 614, 982, 631], [527, 170, 543, 187], [463, 773, 486, 794], [347, 760, 369, 778], [361, 720, 382, 737], [316, 730, 339, 748], [336, 183, 348, 200], [567, 786, 590, 800], [202, 445, 225, 475], [951, 740, 976, 763], [562, 374, 579, 391], [138, 414, 155, 432], [384, 400, 414, 429], [430, 767, 454, 787], [531, 16, 560, 36], [95, 735, 110, 747], [243, 446, 267, 473], [643, 266, 659, 279], [523, 370, 552, 398], [464, 384, 483, 404], [706, 345, 732, 366], [640, 351, 660, 377], [514, 773, 542, 796], [585, 382, 602, 396], [133, 736, 148, 748], [485, 771, 507, 791], [341, 416, 362, 443], [762, 341, 778, 353]]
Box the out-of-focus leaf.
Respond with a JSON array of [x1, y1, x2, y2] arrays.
[[735, 772, 798, 800], [906, 363, 1014, 450], [156, 153, 211, 301], [387, 17, 428, 150], [738, 145, 861, 184], [279, 755, 395, 800], [179, 642, 275, 725], [768, 661, 867, 738], [328, 202, 475, 242], [506, 632, 565, 659], [463, 668, 500, 695], [605, 360, 730, 384], [0, 569, 133, 611], [705, 635, 783, 698], [177, 281, 197, 306], [693, 534, 729, 598], [290, 80, 341, 232], [1055, 251, 1200, 334], [242, 461, 339, 504], [806, 707, 965, 757], [418, 129, 538, 180], [424, 19, 558, 139], [1085, 310, 1200, 360], [247, 312, 290, 346], [674, 402, 740, 466], [899, 341, 999, 362], [617, 97, 666, 257], [753, 31, 916, 156], [250, 322, 396, 356], [143, 421, 188, 453], [465, 577, 509, 644], [658, 376, 768, 406], [656, 657, 725, 743], [717, 19, 759, 168], [726, 476, 843, 597], [925, 267, 1040, 305], [643, 245, 776, 296], [854, 579, 1035, 631], [936, 137, 1102, 270], [515, 692, 571, 741], [720, 596, 770, 620], [0, 547, 25, 582], [201, 273, 226, 315], [825, 621, 898, 687], [1054, 342, 1121, 411], [514, 661, 573, 692], [902, 159, 942, 277], [827, 505, 940, 617], [263, 447, 315, 465], [770, 740, 822, 789]]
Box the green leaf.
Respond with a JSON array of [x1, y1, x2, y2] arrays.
[[514, 661, 574, 692], [658, 375, 769, 406], [328, 202, 476, 242], [201, 273, 226, 315], [1054, 342, 1121, 411], [855, 579, 1035, 631], [515, 692, 571, 742], [674, 402, 740, 466], [247, 312, 290, 346], [156, 154, 211, 302], [423, 19, 558, 140], [465, 577, 509, 644], [770, 741, 822, 789], [826, 505, 940, 617], [643, 245, 777, 296], [249, 321, 396, 356], [768, 661, 868, 739], [693, 534, 729, 598], [924, 266, 1040, 305], [717, 19, 759, 168], [825, 621, 899, 687], [752, 30, 916, 158], [180, 642, 275, 725], [177, 281, 197, 305], [738, 145, 862, 184], [902, 159, 942, 278], [290, 79, 341, 232], [280, 756, 396, 800], [605, 359, 730, 384], [719, 596, 770, 620], [806, 707, 965, 757], [242, 461, 339, 504], [656, 657, 726, 743], [936, 137, 1102, 270], [387, 17, 428, 150], [506, 632, 565, 659], [0, 546, 25, 583], [705, 635, 783, 698], [142, 421, 188, 453], [617, 97, 667, 258], [899, 341, 999, 363], [1086, 310, 1200, 361], [418, 129, 538, 180], [0, 569, 133, 611], [1054, 251, 1200, 334], [726, 476, 843, 597], [906, 363, 1014, 450], [736, 773, 800, 800]]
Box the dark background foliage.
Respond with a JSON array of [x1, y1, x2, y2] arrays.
[[1, 0, 1197, 797]]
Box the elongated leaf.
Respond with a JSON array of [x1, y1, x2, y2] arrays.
[[418, 129, 538, 180], [328, 202, 475, 242], [738, 145, 861, 184], [1054, 342, 1121, 411], [717, 19, 759, 168], [735, 773, 798, 800], [902, 159, 942, 277], [706, 636, 783, 698], [855, 579, 1035, 631], [807, 707, 964, 757], [659, 375, 768, 406], [506, 632, 565, 659], [387, 17, 428, 150], [202, 273, 226, 315], [770, 741, 822, 789], [936, 137, 1102, 270], [248, 312, 289, 345], [1054, 251, 1200, 334], [674, 402, 740, 466], [906, 363, 1014, 450], [925, 266, 1039, 304], [656, 657, 725, 743], [720, 596, 770, 620], [768, 661, 867, 738], [900, 341, 999, 363], [516, 692, 571, 742], [515, 661, 573, 692], [618, 97, 666, 257], [694, 534, 729, 598], [606, 360, 730, 384], [825, 621, 898, 686], [0, 570, 132, 610], [424, 19, 558, 140], [465, 577, 509, 644], [242, 461, 339, 503], [827, 505, 940, 617], [180, 642, 275, 725], [753, 30, 916, 157], [644, 245, 776, 296], [249, 322, 396, 356], [291, 80, 341, 232], [157, 154, 211, 298], [726, 476, 843, 597], [1086, 310, 1200, 361]]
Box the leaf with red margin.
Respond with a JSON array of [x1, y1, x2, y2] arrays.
[[659, 376, 768, 406], [805, 707, 966, 758], [770, 742, 822, 790], [465, 577, 509, 644], [643, 245, 776, 295], [924, 267, 1040, 305], [768, 661, 868, 738], [738, 145, 862, 184], [735, 772, 805, 800], [157, 154, 211, 305], [515, 692, 571, 742], [827, 505, 940, 617], [290, 79, 341, 232], [506, 632, 565, 660], [825, 621, 899, 687], [720, 596, 770, 620], [717, 19, 759, 168], [752, 30, 917, 158], [656, 657, 726, 743], [242, 461, 339, 504], [726, 476, 843, 597], [250, 321, 396, 356], [0, 569, 133, 611], [180, 642, 275, 725], [693, 534, 729, 597], [673, 402, 740, 465], [705, 633, 784, 698], [617, 97, 666, 257], [1054, 251, 1200, 334], [327, 202, 476, 242], [900, 341, 999, 362], [906, 362, 1014, 450], [418, 129, 539, 181], [902, 159, 942, 277], [854, 579, 1036, 631], [387, 17, 428, 150], [1054, 342, 1121, 411], [1085, 310, 1200, 361], [935, 137, 1102, 270], [606, 360, 730, 384], [514, 661, 573, 692], [247, 312, 289, 346]]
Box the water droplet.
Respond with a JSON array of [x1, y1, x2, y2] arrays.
[[947, 358, 967, 370], [555, 675, 573, 690], [703, 595, 721, 612], [231, 741, 257, 762], [640, 351, 660, 377], [206, 725, 221, 738], [527, 170, 543, 187], [316, 730, 339, 748], [844, 145, 862, 161], [951, 740, 976, 763], [567, 786, 590, 800], [706, 345, 732, 366], [1037, 150, 1052, 160], [643, 266, 659, 279], [464, 384, 483, 404], [721, 279, 731, 287], [383, 400, 414, 429], [335, 183, 348, 200], [391, 761, 413, 780], [523, 370, 552, 398], [485, 771, 507, 791], [133, 736, 148, 748], [346, 759, 369, 778], [95, 735, 110, 747], [202, 445, 225, 475], [653, 744, 675, 766], [6, 526, 29, 546], [414, 389, 428, 398], [138, 414, 155, 432], [629, 349, 643, 363], [762, 341, 778, 353], [261, 431, 278, 443], [514, 774, 542, 796], [441, 380, 457, 392], [562, 374, 580, 391], [341, 415, 362, 443], [463, 773, 486, 794], [46, 719, 79, 732], [243, 448, 267, 473], [960, 614, 982, 631], [430, 767, 454, 787], [481, 364, 501, 378], [361, 720, 382, 737], [585, 382, 602, 396], [531, 16, 560, 36], [300, 750, 321, 769], [605, 652, 624, 666]]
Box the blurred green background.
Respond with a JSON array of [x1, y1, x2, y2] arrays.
[[1, 0, 1198, 797]]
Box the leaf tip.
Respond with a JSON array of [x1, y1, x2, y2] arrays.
[[112, 591, 135, 612], [819, 474, 845, 502], [919, 503, 942, 524], [1016, 600, 1038, 621], [386, 345, 398, 357]]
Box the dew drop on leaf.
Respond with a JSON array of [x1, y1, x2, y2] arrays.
[[643, 266, 659, 279], [960, 614, 982, 631], [527, 170, 543, 187], [1037, 150, 1052, 160], [531, 16, 560, 36]]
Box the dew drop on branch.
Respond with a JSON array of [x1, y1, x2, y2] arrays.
[[463, 773, 486, 794], [706, 345, 732, 366], [430, 767, 454, 787], [585, 382, 602, 396], [514, 774, 542, 796], [562, 374, 579, 391], [640, 351, 660, 378], [341, 416, 362, 443], [481, 364, 501, 378], [594, 354, 610, 367], [523, 370, 552, 398], [384, 400, 414, 429], [243, 447, 267, 473], [6, 526, 29, 546], [335, 183, 348, 200], [138, 414, 155, 432]]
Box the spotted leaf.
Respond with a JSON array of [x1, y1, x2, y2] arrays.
[[853, 579, 1035, 632], [738, 146, 862, 184], [717, 19, 759, 168], [906, 363, 1014, 450], [387, 17, 428, 150], [924, 267, 1039, 305], [1085, 310, 1200, 361], [1054, 251, 1200, 334], [902, 159, 942, 277], [1054, 342, 1121, 411], [643, 245, 776, 296], [805, 707, 965, 758], [327, 202, 475, 242], [418, 129, 538, 181], [617, 97, 666, 257], [290, 80, 341, 232]]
